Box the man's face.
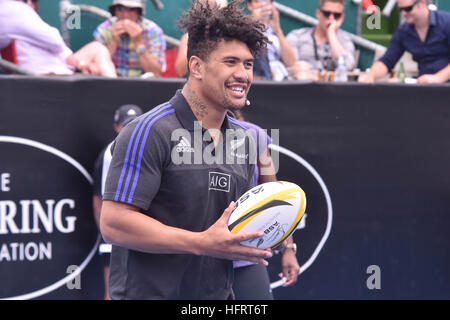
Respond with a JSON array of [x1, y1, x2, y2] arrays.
[[199, 39, 254, 111], [115, 5, 140, 22], [316, 1, 345, 32], [397, 0, 424, 24]]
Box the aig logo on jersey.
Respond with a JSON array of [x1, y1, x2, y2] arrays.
[[208, 172, 231, 192]]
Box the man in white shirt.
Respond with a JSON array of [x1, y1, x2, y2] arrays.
[[0, 0, 116, 76]]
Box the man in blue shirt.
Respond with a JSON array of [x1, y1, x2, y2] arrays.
[[360, 0, 450, 83]]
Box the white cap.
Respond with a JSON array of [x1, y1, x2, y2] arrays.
[[109, 0, 144, 15]]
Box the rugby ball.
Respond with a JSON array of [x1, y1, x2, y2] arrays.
[[228, 181, 306, 249]]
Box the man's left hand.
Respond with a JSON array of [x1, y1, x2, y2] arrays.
[[123, 19, 143, 44], [280, 245, 300, 286], [417, 74, 443, 84], [269, 7, 282, 35]]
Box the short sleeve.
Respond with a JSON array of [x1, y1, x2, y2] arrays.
[[255, 127, 271, 156], [286, 29, 302, 60], [93, 19, 113, 45], [6, 3, 69, 55], [103, 119, 168, 210]]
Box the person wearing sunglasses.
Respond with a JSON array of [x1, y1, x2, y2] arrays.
[[359, 0, 450, 84], [286, 0, 355, 78], [94, 0, 166, 77]]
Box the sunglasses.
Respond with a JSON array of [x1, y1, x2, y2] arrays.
[[398, 0, 420, 13], [320, 10, 343, 19]]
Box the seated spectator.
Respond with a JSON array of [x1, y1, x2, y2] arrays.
[[0, 0, 117, 77], [94, 0, 166, 77], [174, 0, 228, 78], [359, 0, 450, 83], [247, 0, 296, 81], [286, 0, 355, 78]]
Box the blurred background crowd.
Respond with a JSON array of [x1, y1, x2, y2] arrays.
[[1, 0, 449, 83]]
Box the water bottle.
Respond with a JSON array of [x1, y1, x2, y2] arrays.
[[398, 62, 406, 83], [334, 56, 348, 82]]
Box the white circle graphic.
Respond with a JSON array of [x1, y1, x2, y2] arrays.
[[268, 144, 333, 290], [0, 135, 101, 300]]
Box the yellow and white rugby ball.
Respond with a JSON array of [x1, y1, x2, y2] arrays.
[[228, 181, 306, 249]]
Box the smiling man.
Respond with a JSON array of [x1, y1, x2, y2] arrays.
[[100, 1, 271, 300], [359, 0, 450, 83]]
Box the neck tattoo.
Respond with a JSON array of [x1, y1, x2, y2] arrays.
[[186, 87, 208, 119]]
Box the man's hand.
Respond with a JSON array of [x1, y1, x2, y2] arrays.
[[111, 20, 127, 43], [358, 72, 375, 83], [327, 18, 343, 37], [123, 19, 143, 45], [358, 61, 389, 83], [280, 248, 300, 286], [252, 1, 272, 23], [417, 73, 443, 84], [200, 202, 273, 265], [269, 7, 282, 35]]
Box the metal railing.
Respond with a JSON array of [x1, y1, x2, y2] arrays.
[[59, 1, 384, 52], [0, 58, 36, 76]]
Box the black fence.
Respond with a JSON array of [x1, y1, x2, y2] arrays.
[[1, 76, 449, 299]]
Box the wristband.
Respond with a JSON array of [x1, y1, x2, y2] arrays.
[[136, 44, 146, 55], [284, 243, 297, 254]]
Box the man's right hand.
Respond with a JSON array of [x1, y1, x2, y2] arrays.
[[199, 202, 273, 265], [327, 19, 343, 36], [358, 73, 375, 83], [111, 21, 127, 43], [358, 62, 389, 83], [252, 1, 272, 23]]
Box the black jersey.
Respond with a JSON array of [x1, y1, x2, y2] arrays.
[[103, 90, 256, 299]]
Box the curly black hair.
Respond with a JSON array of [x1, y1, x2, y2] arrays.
[[177, 0, 269, 63]]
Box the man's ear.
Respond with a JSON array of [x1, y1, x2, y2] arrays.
[[247, 1, 253, 12], [113, 123, 122, 134], [188, 56, 204, 80], [315, 8, 320, 19]]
